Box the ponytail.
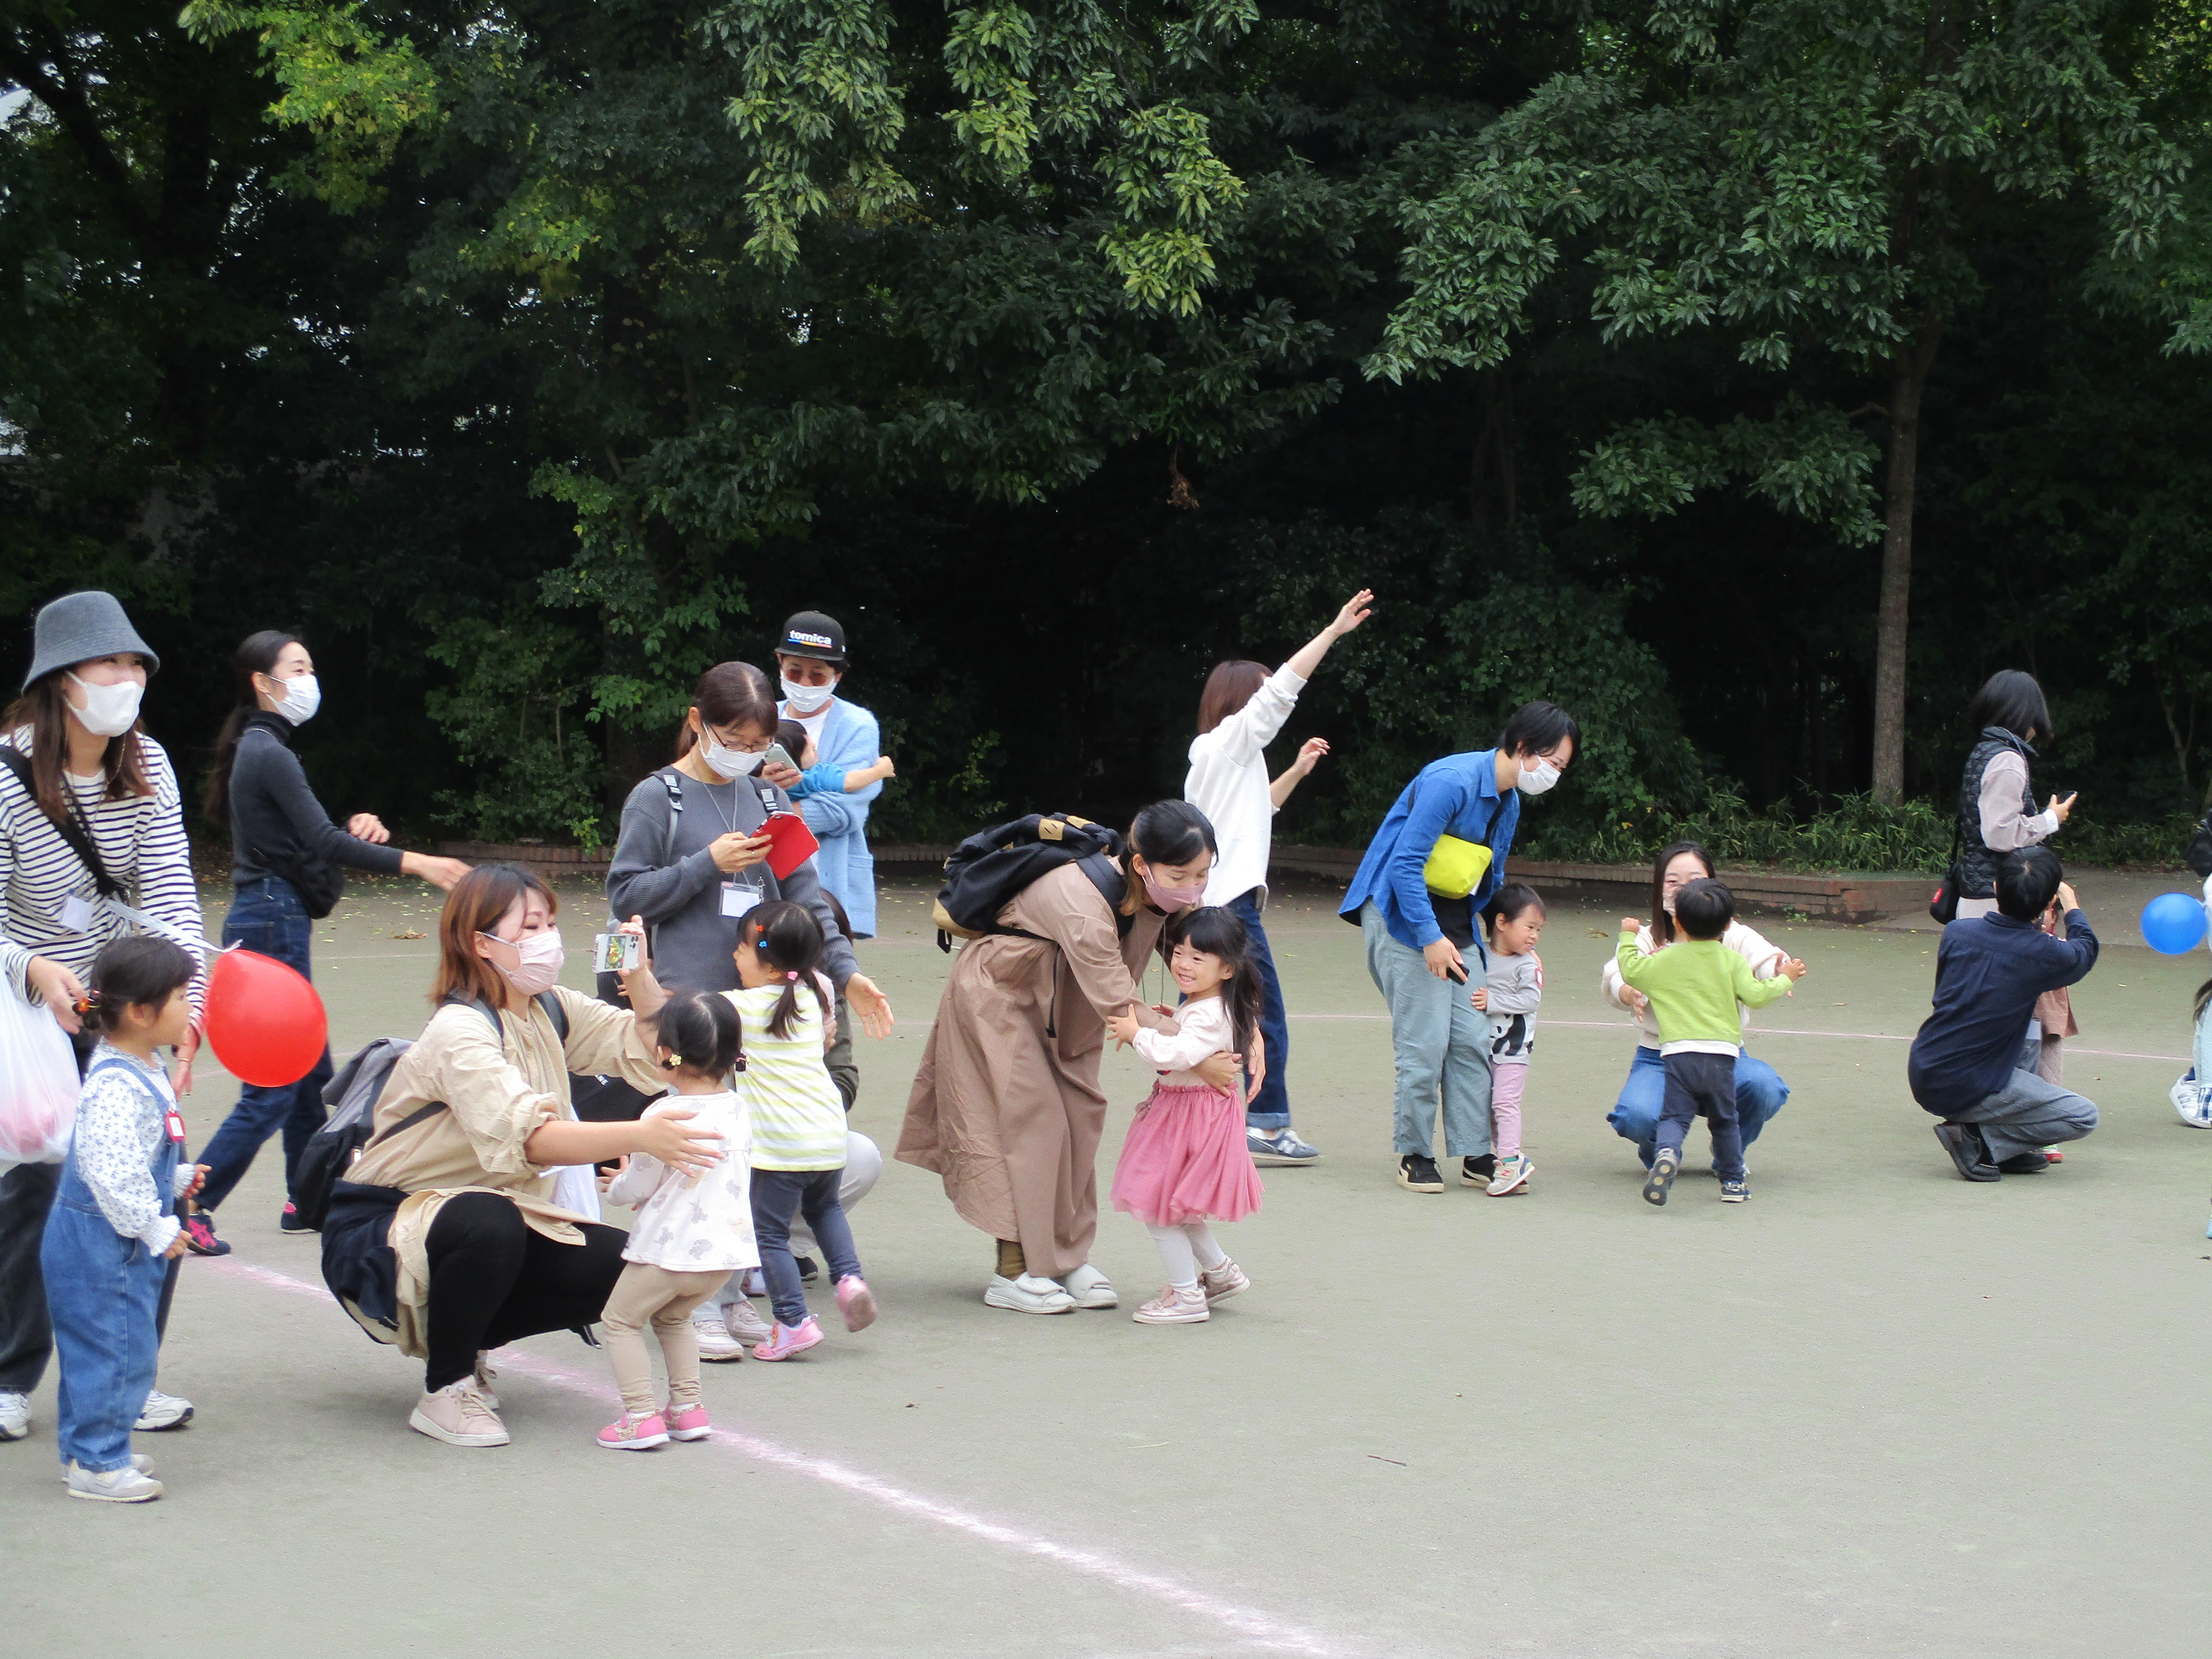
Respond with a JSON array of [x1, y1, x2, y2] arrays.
[[742, 900, 830, 1039], [203, 629, 299, 823]]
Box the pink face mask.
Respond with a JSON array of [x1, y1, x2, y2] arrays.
[[480, 927, 565, 995], [1141, 870, 1207, 913]]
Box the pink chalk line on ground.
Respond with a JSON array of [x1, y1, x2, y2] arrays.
[[212, 1258, 1342, 1657]]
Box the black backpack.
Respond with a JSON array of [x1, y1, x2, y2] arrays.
[[930, 812, 1129, 953], [289, 992, 569, 1231]]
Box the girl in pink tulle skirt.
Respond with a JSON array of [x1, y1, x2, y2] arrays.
[[1106, 906, 1265, 1325]]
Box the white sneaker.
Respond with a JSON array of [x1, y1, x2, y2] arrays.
[[62, 1454, 151, 1483], [1058, 1262, 1118, 1310], [1487, 1155, 1534, 1196], [693, 1307, 747, 1363], [1197, 1259, 1250, 1304], [738, 1269, 767, 1298], [1131, 1285, 1210, 1325], [135, 1390, 194, 1431], [982, 1273, 1076, 1314], [0, 1390, 28, 1440], [65, 1460, 163, 1502], [409, 1379, 510, 1447], [722, 1298, 772, 1343], [473, 1352, 501, 1410]]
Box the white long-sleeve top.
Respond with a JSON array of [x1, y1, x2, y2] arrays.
[[72, 1041, 191, 1253], [1129, 994, 1235, 1086], [0, 731, 205, 1017], [1186, 663, 1308, 909], [1977, 749, 2060, 850], [1601, 920, 1786, 1050], [604, 1092, 760, 1272]]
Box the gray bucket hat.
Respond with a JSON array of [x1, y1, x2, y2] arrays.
[[22, 591, 160, 691]]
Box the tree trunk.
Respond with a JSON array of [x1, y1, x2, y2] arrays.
[[1871, 313, 1945, 803]]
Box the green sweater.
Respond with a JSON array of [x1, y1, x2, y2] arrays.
[[1614, 932, 1793, 1051]]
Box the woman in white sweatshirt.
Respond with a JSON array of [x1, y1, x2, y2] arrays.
[[1182, 589, 1372, 1166], [1599, 840, 1793, 1169]]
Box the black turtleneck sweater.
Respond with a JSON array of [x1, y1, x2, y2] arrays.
[[228, 712, 404, 886]]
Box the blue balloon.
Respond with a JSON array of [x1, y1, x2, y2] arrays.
[[2141, 892, 2208, 955]]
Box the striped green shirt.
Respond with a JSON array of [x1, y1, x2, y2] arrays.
[[727, 984, 846, 1170]]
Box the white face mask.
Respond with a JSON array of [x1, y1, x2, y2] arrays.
[[269, 673, 321, 726], [481, 927, 565, 996], [700, 732, 765, 781], [65, 673, 144, 738], [1516, 756, 1561, 796], [781, 674, 836, 715]]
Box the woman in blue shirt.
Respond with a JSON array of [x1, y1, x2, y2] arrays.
[[1338, 701, 1579, 1193]]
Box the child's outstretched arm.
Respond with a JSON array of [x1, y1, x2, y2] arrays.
[[843, 756, 895, 792], [1614, 922, 1657, 989], [1734, 950, 1803, 1009]]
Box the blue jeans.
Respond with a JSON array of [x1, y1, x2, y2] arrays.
[[750, 1168, 861, 1328], [198, 877, 333, 1210], [1361, 902, 1493, 1159], [1607, 1045, 1789, 1167], [41, 1115, 175, 1472], [1227, 890, 1292, 1131]]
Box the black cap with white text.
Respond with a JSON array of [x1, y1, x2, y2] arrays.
[[777, 611, 846, 662]]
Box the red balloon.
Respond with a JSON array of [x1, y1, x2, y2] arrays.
[[203, 948, 328, 1087]]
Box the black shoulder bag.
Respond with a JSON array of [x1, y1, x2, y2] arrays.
[[0, 744, 125, 900]]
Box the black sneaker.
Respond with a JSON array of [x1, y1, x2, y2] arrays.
[[1642, 1146, 1680, 1207], [1460, 1154, 1497, 1187], [1996, 1150, 2052, 1175], [1396, 1155, 1445, 1193], [795, 1255, 820, 1282], [1934, 1122, 2002, 1182], [279, 1202, 315, 1234]]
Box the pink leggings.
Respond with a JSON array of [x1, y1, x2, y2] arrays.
[[1491, 1062, 1526, 1158]]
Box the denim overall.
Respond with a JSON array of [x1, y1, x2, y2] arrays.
[[40, 1057, 177, 1473]]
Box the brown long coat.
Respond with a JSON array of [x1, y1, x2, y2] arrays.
[[897, 862, 1168, 1278]]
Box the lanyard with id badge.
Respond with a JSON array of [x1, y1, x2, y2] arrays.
[[701, 775, 766, 920]]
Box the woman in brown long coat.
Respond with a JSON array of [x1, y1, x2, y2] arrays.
[[898, 801, 1247, 1313]]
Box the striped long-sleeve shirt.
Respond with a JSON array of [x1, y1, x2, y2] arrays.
[[0, 730, 206, 1017]]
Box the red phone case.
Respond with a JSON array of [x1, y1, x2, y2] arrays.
[[758, 811, 820, 881]]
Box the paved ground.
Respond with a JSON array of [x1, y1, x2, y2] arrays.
[[8, 873, 2211, 1659]]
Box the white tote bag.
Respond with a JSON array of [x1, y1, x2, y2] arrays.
[[0, 989, 81, 1171]]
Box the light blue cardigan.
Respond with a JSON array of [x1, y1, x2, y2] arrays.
[[783, 697, 881, 936]]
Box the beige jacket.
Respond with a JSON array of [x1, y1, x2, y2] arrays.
[[346, 985, 669, 1358]]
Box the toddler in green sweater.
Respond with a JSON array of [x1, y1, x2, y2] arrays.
[[1615, 877, 1805, 1205]]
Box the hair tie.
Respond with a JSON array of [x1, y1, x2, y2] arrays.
[[785, 970, 798, 981]]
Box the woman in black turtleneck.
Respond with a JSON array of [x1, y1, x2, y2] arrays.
[[187, 631, 469, 1251]]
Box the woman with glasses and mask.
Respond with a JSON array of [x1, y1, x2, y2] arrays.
[[603, 661, 896, 1358]]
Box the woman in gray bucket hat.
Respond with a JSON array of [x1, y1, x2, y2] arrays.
[[0, 591, 207, 1448]]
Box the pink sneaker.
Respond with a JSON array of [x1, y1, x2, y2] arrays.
[[752, 1316, 823, 1361], [661, 1402, 711, 1442], [596, 1410, 669, 1450], [835, 1274, 878, 1333]]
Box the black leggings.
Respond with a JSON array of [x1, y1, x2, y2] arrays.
[[421, 1193, 626, 1392]]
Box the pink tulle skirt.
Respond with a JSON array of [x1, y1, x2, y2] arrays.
[[1110, 1082, 1265, 1227]]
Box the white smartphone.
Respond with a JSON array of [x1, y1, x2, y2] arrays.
[[761, 742, 798, 773]]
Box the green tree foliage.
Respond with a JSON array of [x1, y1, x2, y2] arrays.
[[7, 0, 2212, 867], [1370, 0, 2200, 801]]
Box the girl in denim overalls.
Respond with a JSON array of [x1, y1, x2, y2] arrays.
[[42, 935, 203, 1503]]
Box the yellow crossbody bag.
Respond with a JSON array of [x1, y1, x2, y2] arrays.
[[1422, 834, 1493, 899]]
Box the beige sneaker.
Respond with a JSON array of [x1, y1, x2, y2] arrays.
[[692, 1307, 747, 1363], [1197, 1260, 1249, 1304], [473, 1352, 501, 1409], [1131, 1285, 1210, 1325], [61, 1454, 151, 1483], [723, 1298, 773, 1344], [409, 1379, 510, 1447], [65, 1461, 163, 1502]]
